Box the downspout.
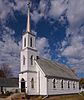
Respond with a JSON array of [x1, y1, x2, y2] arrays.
[[42, 95, 48, 99]]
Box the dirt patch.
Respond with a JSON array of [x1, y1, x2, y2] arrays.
[[1, 93, 84, 100], [6, 93, 27, 100], [45, 94, 84, 100], [29, 94, 84, 100]]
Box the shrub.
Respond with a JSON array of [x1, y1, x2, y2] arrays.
[[5, 91, 13, 96]]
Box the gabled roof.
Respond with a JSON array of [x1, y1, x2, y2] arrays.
[[36, 58, 79, 81], [0, 78, 19, 87]]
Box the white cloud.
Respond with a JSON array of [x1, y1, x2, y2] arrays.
[[0, 0, 67, 24], [14, 0, 27, 14], [0, 0, 28, 23], [31, 30, 37, 35], [0, 0, 84, 77], [60, 34, 84, 75], [0, 0, 47, 24], [51, 0, 84, 76], [62, 35, 84, 57], [31, 0, 48, 23], [48, 0, 67, 19], [0, 0, 27, 76], [31, 10, 43, 23], [31, 0, 67, 23], [0, 0, 14, 22], [67, 58, 84, 74], [36, 37, 51, 59], [66, 0, 84, 34], [0, 26, 21, 76]]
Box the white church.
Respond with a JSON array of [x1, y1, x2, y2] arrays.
[[19, 0, 79, 95]]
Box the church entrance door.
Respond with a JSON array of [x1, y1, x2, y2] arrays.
[[21, 78, 25, 92]]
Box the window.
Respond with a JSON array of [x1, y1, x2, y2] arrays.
[[21, 78, 25, 92], [73, 82, 75, 89], [23, 56, 25, 65], [31, 78, 34, 89], [37, 56, 39, 60], [53, 79, 56, 88], [68, 81, 70, 88], [30, 37, 32, 47], [30, 55, 33, 65], [24, 38, 26, 47], [61, 80, 63, 89]]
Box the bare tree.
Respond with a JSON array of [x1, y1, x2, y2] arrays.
[[0, 70, 5, 78], [0, 64, 13, 78]]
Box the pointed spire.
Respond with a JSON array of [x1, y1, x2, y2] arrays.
[[27, 0, 31, 32]]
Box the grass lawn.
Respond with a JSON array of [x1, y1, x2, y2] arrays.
[[0, 93, 84, 100], [45, 94, 84, 100], [29, 93, 84, 100]]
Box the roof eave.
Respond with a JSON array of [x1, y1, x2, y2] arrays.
[[45, 75, 79, 81]]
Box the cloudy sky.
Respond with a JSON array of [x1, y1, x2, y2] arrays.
[[0, 0, 84, 78]]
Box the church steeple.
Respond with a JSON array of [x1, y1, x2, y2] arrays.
[[27, 0, 31, 32], [22, 0, 37, 50]]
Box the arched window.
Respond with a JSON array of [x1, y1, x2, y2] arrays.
[[21, 78, 25, 82], [73, 82, 75, 89], [23, 56, 25, 65], [61, 80, 63, 89], [30, 55, 33, 65], [24, 38, 26, 47], [31, 78, 34, 89], [68, 81, 70, 88], [30, 37, 32, 47], [53, 79, 56, 88], [21, 78, 25, 92]]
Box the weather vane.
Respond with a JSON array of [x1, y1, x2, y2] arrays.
[[28, 0, 30, 6]]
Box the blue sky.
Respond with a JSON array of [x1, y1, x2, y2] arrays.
[[0, 0, 84, 78]]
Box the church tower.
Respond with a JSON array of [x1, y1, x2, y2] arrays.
[[19, 0, 38, 95]]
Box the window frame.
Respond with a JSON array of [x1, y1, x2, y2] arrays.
[[68, 81, 70, 89], [24, 37, 26, 47], [31, 78, 34, 89], [61, 80, 63, 89], [30, 55, 33, 65], [73, 82, 75, 89], [53, 79, 56, 89], [23, 56, 25, 65], [30, 37, 32, 47]]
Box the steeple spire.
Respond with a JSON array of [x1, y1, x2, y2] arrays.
[[27, 0, 31, 32]]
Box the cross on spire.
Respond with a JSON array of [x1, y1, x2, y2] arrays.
[[27, 0, 31, 32], [28, 0, 30, 5]]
